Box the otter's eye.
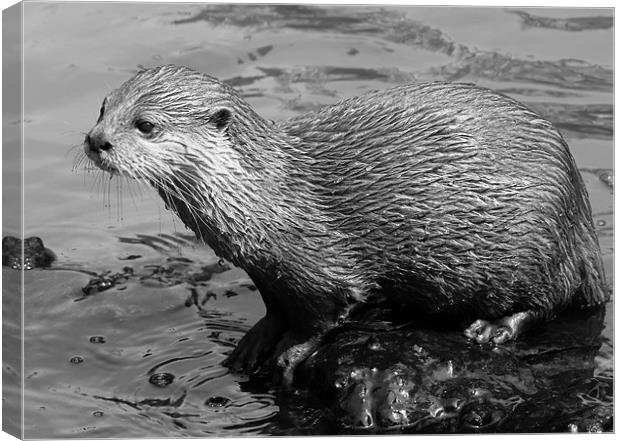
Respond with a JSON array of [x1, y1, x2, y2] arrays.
[[135, 120, 155, 135]]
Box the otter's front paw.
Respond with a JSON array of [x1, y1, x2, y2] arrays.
[[223, 314, 285, 374]]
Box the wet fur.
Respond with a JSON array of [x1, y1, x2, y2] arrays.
[[86, 65, 607, 361]]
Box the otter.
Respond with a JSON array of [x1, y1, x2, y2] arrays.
[[83, 64, 607, 381]]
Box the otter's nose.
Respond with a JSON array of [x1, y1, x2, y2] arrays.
[[84, 132, 113, 154]]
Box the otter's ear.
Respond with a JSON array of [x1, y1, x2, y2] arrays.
[[209, 107, 232, 132]]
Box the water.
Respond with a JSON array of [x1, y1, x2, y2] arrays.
[[2, 3, 613, 437]]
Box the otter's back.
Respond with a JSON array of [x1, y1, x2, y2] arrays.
[[280, 82, 606, 318]]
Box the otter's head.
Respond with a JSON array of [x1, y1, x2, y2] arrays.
[[83, 65, 287, 251], [84, 65, 241, 182]]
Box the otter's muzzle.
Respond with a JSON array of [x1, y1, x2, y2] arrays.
[[84, 132, 118, 173], [84, 132, 113, 156]]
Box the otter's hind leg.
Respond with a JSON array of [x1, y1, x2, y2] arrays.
[[464, 310, 546, 344]]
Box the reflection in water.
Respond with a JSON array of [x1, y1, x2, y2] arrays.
[[7, 3, 614, 437]]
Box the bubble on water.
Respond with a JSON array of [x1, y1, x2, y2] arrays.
[[596, 219, 606, 227], [70, 356, 84, 364], [149, 372, 175, 387], [92, 411, 104, 417], [89, 336, 106, 344], [205, 396, 231, 408]]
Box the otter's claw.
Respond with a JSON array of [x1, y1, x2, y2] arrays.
[[464, 319, 514, 344], [464, 310, 545, 345]]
